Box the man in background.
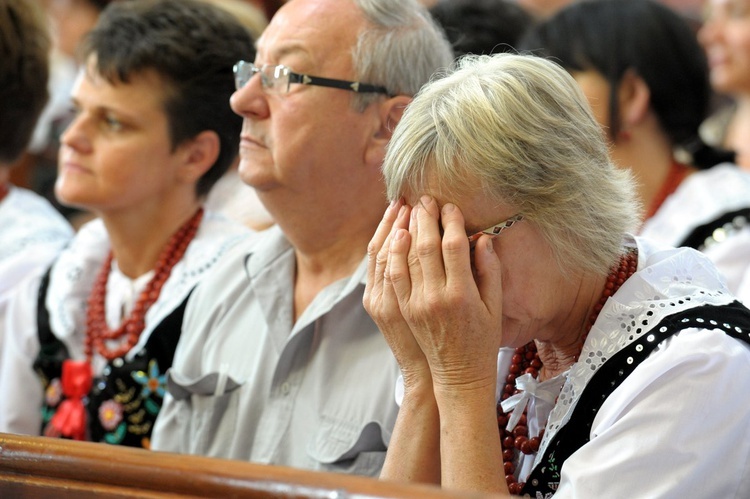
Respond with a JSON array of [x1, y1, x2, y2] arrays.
[[152, 0, 453, 477]]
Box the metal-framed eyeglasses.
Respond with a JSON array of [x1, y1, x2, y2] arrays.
[[467, 214, 524, 249], [233, 60, 391, 96]]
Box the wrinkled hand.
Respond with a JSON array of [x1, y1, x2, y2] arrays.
[[364, 199, 432, 391], [387, 197, 505, 394]]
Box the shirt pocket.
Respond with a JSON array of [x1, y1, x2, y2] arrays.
[[306, 414, 388, 477], [165, 366, 242, 457]]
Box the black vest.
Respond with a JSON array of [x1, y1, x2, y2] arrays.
[[522, 301, 750, 495], [33, 267, 191, 448]]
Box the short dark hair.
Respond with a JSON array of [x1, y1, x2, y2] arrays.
[[429, 0, 533, 57], [88, 0, 119, 12], [519, 0, 709, 152], [80, 0, 255, 196], [0, 0, 50, 163]]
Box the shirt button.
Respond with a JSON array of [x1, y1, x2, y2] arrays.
[[281, 382, 291, 395]]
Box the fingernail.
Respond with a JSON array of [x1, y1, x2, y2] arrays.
[[443, 203, 455, 214]]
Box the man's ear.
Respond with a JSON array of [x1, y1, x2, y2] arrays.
[[364, 95, 412, 168], [618, 68, 651, 129], [177, 130, 220, 184]]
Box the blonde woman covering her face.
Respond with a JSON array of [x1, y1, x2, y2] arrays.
[[364, 53, 750, 497]]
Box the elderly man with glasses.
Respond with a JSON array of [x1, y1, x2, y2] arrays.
[[150, 0, 453, 476]]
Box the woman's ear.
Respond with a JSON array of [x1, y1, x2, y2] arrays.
[[364, 95, 412, 168], [618, 68, 651, 129], [177, 130, 220, 184]]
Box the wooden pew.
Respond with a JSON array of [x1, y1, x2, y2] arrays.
[[0, 433, 491, 498]]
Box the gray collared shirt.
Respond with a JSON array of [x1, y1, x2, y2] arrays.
[[152, 226, 400, 476]]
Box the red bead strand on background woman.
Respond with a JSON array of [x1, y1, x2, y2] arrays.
[[84, 208, 204, 362], [499, 249, 638, 495], [644, 160, 691, 220]]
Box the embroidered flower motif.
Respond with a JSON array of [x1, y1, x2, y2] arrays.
[[104, 422, 127, 444], [99, 399, 123, 431], [131, 359, 166, 399], [45, 377, 63, 407], [548, 455, 560, 479]]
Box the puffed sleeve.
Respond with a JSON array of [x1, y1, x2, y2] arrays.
[[0, 273, 45, 434]]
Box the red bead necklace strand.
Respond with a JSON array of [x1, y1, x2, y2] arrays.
[[644, 160, 691, 220], [84, 208, 204, 362], [498, 249, 638, 495]]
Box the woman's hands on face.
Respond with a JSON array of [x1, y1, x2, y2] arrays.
[[409, 197, 505, 393], [365, 196, 502, 398], [365, 199, 433, 392]]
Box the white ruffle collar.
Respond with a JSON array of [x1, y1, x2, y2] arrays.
[[45, 211, 251, 361]]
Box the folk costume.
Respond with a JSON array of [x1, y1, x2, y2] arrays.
[[640, 163, 750, 303], [0, 185, 73, 363], [495, 236, 750, 497], [0, 210, 251, 448]]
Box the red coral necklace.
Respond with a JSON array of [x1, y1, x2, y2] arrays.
[[84, 208, 204, 361], [498, 249, 638, 495], [50, 208, 204, 440]]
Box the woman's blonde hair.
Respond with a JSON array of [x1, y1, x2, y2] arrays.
[[197, 0, 268, 40], [383, 53, 641, 275]]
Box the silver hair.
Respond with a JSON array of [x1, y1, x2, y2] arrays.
[[383, 53, 641, 275], [351, 0, 454, 110]]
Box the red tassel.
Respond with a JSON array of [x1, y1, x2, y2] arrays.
[[49, 360, 92, 440]]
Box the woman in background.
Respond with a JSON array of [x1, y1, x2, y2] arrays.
[[520, 0, 750, 302], [699, 0, 750, 169], [0, 0, 73, 370], [29, 0, 125, 228], [0, 0, 254, 449]]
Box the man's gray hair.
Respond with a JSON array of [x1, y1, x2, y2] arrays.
[[352, 0, 454, 110]]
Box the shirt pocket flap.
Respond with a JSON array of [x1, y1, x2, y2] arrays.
[[166, 369, 241, 400], [306, 415, 387, 464]]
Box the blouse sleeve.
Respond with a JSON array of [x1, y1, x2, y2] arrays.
[[0, 274, 45, 434], [553, 327, 750, 498]]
